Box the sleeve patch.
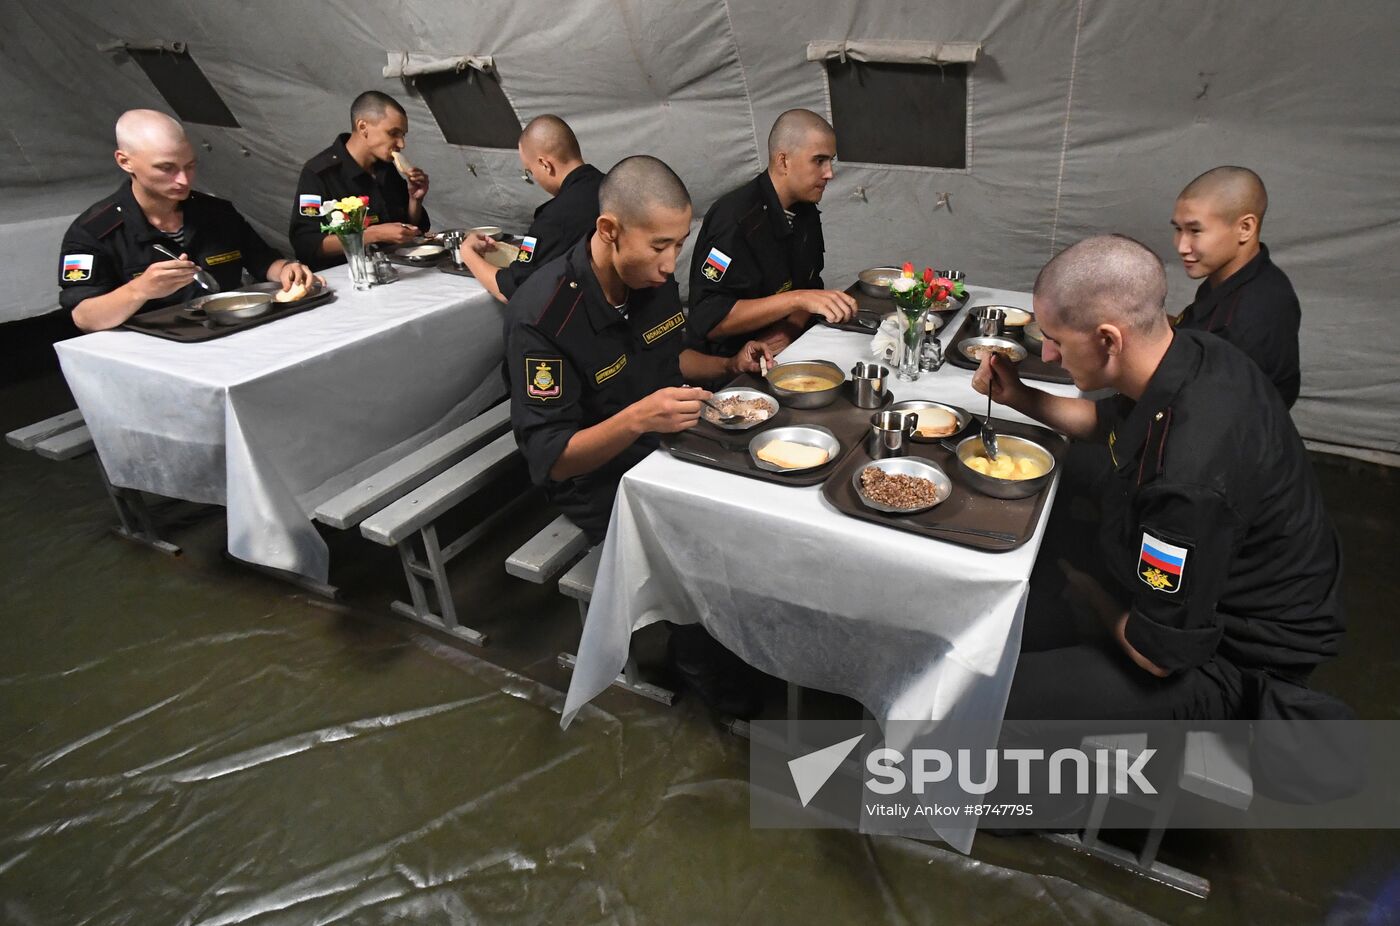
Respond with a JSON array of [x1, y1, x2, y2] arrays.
[[1138, 531, 1189, 594], [525, 357, 563, 401], [61, 254, 93, 282], [701, 247, 731, 282], [517, 236, 537, 263], [298, 194, 322, 216]]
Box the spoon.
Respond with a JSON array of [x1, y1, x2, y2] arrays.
[[152, 244, 218, 292], [981, 391, 999, 459], [700, 396, 745, 426]]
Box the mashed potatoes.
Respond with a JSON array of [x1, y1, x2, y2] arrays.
[[775, 374, 837, 393], [964, 452, 1049, 480]]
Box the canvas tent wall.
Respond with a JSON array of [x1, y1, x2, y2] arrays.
[[2, 0, 1396, 462]]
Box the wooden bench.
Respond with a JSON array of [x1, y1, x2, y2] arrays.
[[505, 518, 673, 705], [6, 410, 179, 555], [1044, 729, 1253, 898], [358, 429, 532, 646]]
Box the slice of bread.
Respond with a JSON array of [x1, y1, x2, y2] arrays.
[[756, 440, 829, 469], [914, 407, 958, 438], [390, 150, 415, 178]]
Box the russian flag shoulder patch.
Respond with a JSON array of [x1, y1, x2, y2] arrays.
[[517, 236, 537, 263], [701, 246, 731, 282], [1138, 531, 1188, 594]]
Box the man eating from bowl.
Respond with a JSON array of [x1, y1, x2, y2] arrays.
[[289, 91, 430, 270], [506, 155, 771, 717], [1171, 166, 1301, 407], [457, 115, 603, 303], [975, 234, 1342, 721], [686, 109, 858, 357], [59, 110, 316, 333]]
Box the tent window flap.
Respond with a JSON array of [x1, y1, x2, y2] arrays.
[[124, 46, 240, 128], [823, 57, 970, 170], [384, 53, 519, 149]]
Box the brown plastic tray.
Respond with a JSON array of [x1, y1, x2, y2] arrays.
[[121, 286, 335, 342], [821, 417, 1068, 552], [662, 372, 888, 487], [944, 312, 1073, 385], [822, 282, 967, 334]]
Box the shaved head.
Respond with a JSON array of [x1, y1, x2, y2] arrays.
[[599, 155, 690, 225], [767, 109, 835, 162], [114, 109, 186, 154], [1034, 235, 1168, 335], [1179, 166, 1268, 226], [350, 90, 405, 129], [520, 114, 581, 162]]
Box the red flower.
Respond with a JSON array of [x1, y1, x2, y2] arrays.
[[902, 261, 914, 274], [359, 196, 370, 205], [923, 284, 935, 300], [922, 267, 934, 284]]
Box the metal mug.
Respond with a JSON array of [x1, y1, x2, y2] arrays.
[[441, 230, 468, 267], [975, 306, 1006, 338], [867, 410, 919, 459], [850, 362, 889, 409]]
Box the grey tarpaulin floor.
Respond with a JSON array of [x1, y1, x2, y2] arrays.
[[2, 372, 1398, 925]]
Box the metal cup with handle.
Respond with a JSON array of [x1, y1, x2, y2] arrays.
[[850, 362, 890, 409], [867, 409, 919, 459]]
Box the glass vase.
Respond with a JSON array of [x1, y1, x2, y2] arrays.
[[896, 304, 927, 381], [339, 230, 374, 290]]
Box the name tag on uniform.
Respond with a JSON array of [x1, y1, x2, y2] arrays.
[[642, 312, 685, 345], [298, 194, 322, 216], [1138, 531, 1188, 594], [517, 236, 537, 263], [595, 353, 627, 385], [205, 249, 242, 266], [701, 247, 731, 282], [61, 253, 93, 282]]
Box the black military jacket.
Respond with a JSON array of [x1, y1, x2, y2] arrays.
[[505, 235, 687, 542], [289, 133, 429, 269], [1095, 328, 1343, 677], [686, 170, 825, 354], [58, 181, 281, 314], [497, 163, 603, 300], [1175, 243, 1301, 408]]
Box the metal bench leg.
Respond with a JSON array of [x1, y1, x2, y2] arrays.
[[95, 459, 181, 556], [556, 599, 674, 706], [390, 523, 487, 646]]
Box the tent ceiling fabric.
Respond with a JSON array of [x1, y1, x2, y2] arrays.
[[3, 0, 1397, 458]]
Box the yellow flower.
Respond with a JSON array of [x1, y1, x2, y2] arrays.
[[336, 196, 365, 212]]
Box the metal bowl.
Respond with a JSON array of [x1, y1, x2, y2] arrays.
[[1024, 320, 1045, 355], [889, 400, 973, 442], [748, 425, 841, 473], [959, 336, 1028, 364], [766, 360, 844, 409], [853, 457, 953, 514], [394, 244, 447, 262], [857, 266, 903, 298], [703, 387, 779, 431], [952, 433, 1056, 499], [466, 225, 504, 239], [190, 291, 275, 324]]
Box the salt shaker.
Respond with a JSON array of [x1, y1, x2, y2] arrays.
[[920, 336, 945, 372], [372, 249, 398, 285]]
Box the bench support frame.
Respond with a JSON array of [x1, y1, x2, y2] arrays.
[[96, 460, 182, 557]]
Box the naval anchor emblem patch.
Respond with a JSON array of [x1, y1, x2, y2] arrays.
[[1138, 531, 1188, 594], [525, 357, 563, 401], [61, 253, 93, 282], [701, 247, 731, 282]]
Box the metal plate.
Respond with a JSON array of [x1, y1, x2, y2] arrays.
[[959, 336, 1028, 364], [747, 425, 841, 473], [703, 388, 779, 431], [852, 457, 953, 514], [888, 400, 974, 442], [394, 244, 447, 262]]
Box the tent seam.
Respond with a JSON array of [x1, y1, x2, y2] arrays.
[[1049, 0, 1086, 255], [718, 0, 763, 174]]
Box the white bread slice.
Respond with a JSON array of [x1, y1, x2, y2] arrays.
[[390, 150, 415, 178], [914, 407, 958, 437], [756, 440, 829, 469]]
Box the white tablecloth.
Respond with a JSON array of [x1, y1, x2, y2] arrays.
[[560, 286, 1080, 852], [56, 263, 507, 582]]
